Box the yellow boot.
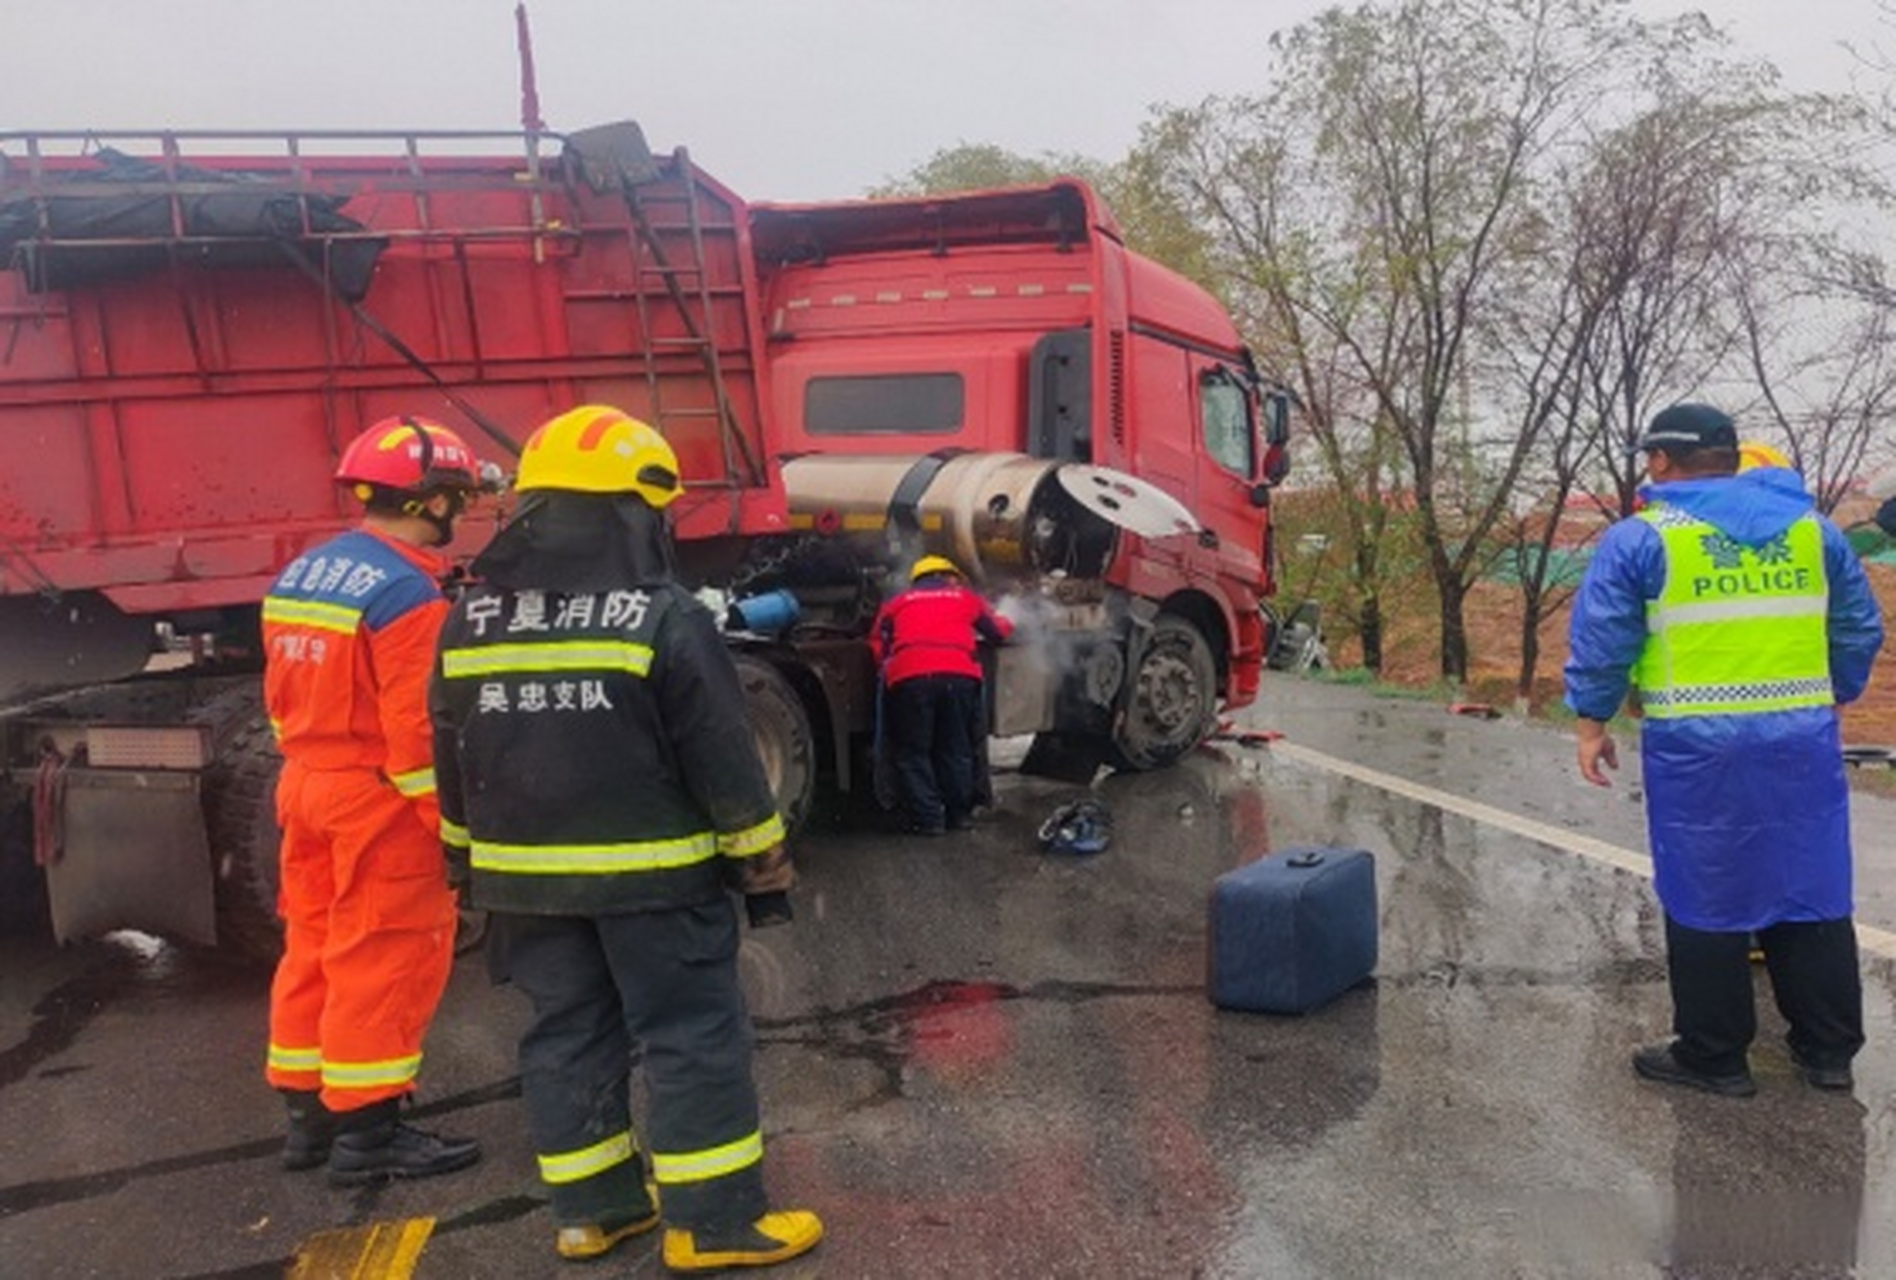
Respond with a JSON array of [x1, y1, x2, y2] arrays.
[[556, 1207, 660, 1261], [556, 1180, 661, 1262], [662, 1210, 824, 1272]]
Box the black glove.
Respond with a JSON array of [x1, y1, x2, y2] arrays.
[[444, 845, 472, 908], [745, 891, 794, 928], [739, 845, 796, 928]]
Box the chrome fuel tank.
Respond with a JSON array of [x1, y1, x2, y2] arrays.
[[778, 451, 1197, 586]]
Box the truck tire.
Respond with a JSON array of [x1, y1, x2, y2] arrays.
[[1111, 614, 1218, 771], [202, 707, 489, 964], [0, 781, 52, 939], [734, 654, 817, 836], [202, 707, 287, 964]]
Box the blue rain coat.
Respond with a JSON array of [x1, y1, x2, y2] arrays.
[[1564, 467, 1885, 931]]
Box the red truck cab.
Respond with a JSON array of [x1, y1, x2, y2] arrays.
[[748, 182, 1288, 760]]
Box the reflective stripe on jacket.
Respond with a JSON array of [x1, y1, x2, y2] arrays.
[[1632, 507, 1833, 718], [262, 527, 448, 829], [430, 581, 783, 915]]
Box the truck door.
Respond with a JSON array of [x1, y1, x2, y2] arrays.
[[1190, 361, 1267, 581]]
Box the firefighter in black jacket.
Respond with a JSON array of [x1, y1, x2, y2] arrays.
[[429, 405, 822, 1272]]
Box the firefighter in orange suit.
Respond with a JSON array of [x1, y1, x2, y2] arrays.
[[871, 555, 1015, 835], [261, 416, 486, 1185], [430, 406, 823, 1270]]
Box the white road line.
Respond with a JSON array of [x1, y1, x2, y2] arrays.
[[1270, 739, 1896, 963]]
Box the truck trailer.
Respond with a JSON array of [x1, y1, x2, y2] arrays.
[[0, 122, 1290, 956]]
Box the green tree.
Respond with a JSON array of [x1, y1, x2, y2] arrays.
[[869, 143, 1092, 198], [871, 142, 1219, 292]]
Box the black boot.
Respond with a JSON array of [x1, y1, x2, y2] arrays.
[[281, 1089, 334, 1172], [326, 1099, 481, 1187]]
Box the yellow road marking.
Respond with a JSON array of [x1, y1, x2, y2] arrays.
[[1270, 740, 1896, 962], [287, 1217, 434, 1279]]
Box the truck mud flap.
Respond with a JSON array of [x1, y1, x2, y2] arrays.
[[45, 769, 216, 948]]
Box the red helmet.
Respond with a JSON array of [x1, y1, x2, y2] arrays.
[[335, 416, 482, 495]]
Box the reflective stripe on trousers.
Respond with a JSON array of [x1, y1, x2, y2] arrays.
[[266, 761, 458, 1112], [499, 901, 768, 1229]]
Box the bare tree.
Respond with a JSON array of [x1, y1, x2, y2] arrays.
[[1567, 92, 1770, 517], [1742, 4, 1896, 501], [1131, 99, 1412, 670], [1739, 292, 1896, 513], [1507, 67, 1873, 693], [1146, 0, 1710, 681], [1076, 0, 1887, 689]]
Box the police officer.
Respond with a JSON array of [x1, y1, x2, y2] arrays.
[[1565, 403, 1884, 1096], [871, 555, 1014, 835], [262, 415, 486, 1183], [430, 406, 822, 1270]]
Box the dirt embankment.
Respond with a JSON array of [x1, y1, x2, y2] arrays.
[[1341, 562, 1896, 755]]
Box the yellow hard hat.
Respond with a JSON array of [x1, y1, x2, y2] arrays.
[[516, 405, 682, 507], [911, 554, 962, 582], [1737, 440, 1791, 472]]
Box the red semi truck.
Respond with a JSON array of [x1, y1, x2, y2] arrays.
[[0, 122, 1290, 955]]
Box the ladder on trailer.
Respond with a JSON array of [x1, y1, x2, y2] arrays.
[[612, 146, 762, 488]]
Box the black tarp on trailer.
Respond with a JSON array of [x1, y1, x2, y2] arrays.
[[0, 147, 384, 299]]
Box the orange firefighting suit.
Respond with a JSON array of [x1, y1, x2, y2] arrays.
[[260, 527, 460, 1114]]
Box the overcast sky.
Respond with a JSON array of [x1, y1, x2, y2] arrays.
[[2, 1, 1888, 200]]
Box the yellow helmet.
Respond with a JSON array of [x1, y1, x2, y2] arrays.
[[516, 405, 682, 507], [911, 554, 962, 582], [1737, 440, 1791, 472]]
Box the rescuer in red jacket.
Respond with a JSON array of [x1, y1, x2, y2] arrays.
[[260, 416, 488, 1185], [871, 555, 1015, 835]]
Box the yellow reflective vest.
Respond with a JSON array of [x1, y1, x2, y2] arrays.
[[1631, 506, 1833, 718]]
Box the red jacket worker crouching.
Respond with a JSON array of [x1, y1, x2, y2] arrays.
[[870, 556, 1014, 835]]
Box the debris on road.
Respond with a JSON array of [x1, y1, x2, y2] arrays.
[[1037, 798, 1113, 855]]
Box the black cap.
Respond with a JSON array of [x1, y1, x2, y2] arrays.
[[1632, 403, 1737, 455]]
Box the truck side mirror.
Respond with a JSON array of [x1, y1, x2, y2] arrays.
[[1252, 389, 1291, 491], [1262, 391, 1291, 448]]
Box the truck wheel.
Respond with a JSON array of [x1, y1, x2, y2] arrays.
[[0, 782, 52, 938], [203, 707, 488, 963], [202, 709, 287, 964], [1111, 614, 1218, 771], [734, 654, 817, 836]]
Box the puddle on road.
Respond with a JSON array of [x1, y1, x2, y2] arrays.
[[755, 976, 1202, 1113], [0, 930, 237, 1091], [434, 1192, 544, 1233]]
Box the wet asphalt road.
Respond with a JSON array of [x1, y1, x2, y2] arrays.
[[2, 675, 1893, 1278]]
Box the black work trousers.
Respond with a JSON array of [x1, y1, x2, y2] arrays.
[[498, 899, 767, 1230], [886, 672, 983, 833], [1665, 914, 1864, 1078]]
